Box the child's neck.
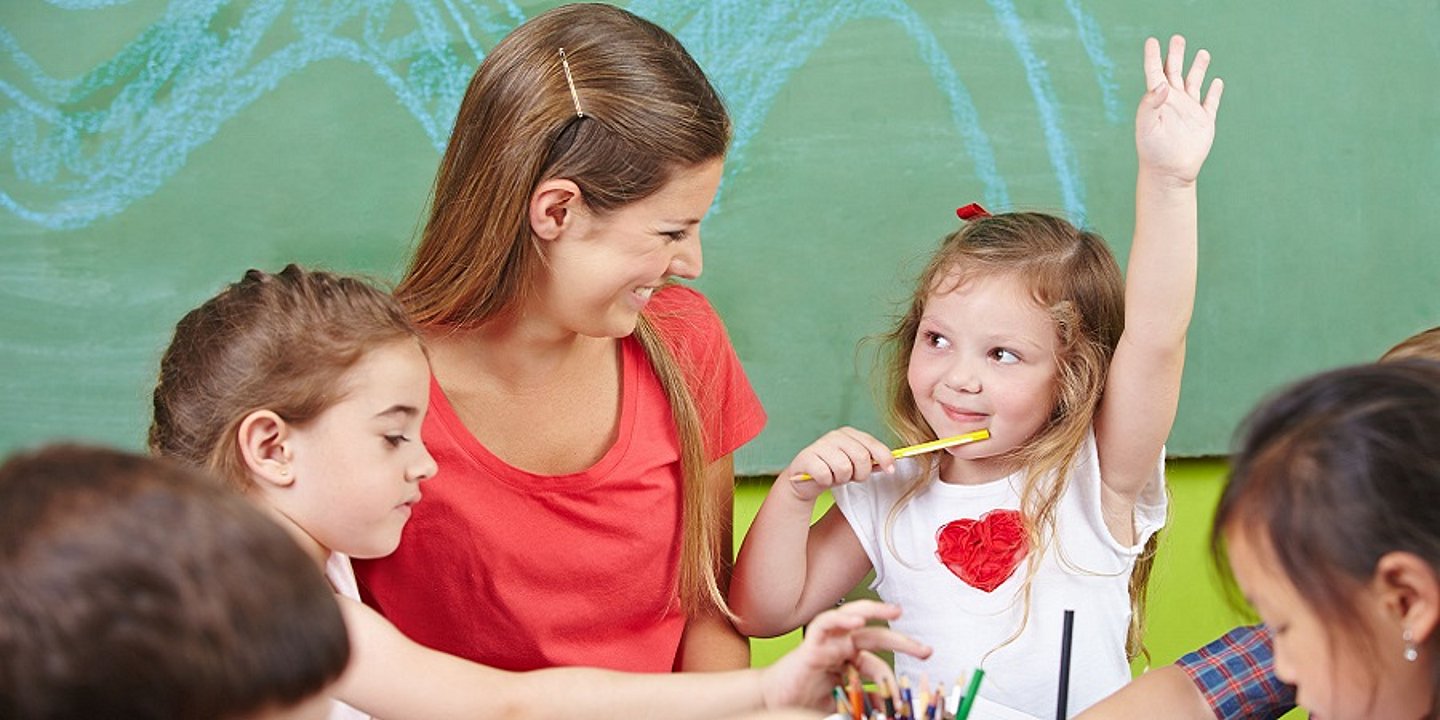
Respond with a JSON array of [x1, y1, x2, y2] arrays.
[[247, 492, 331, 568]]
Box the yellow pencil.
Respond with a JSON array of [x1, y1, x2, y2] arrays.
[[793, 429, 989, 482]]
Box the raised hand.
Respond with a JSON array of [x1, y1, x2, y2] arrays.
[[1136, 35, 1224, 184], [759, 600, 933, 710], [781, 427, 895, 502]]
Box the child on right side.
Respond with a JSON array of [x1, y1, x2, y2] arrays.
[[1207, 359, 1440, 719], [1077, 324, 1440, 720], [732, 36, 1223, 719]]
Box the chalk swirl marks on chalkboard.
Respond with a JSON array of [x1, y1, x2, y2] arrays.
[[0, 0, 1119, 230]]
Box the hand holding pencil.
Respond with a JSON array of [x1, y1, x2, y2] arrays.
[[782, 427, 990, 502]]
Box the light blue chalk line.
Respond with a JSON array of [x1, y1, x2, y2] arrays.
[[987, 0, 1085, 222], [2, 0, 1115, 230], [633, 0, 1008, 212], [1065, 0, 1122, 123], [45, 0, 135, 8]]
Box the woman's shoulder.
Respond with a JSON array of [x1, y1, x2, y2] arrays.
[[645, 283, 728, 344], [648, 283, 716, 317]]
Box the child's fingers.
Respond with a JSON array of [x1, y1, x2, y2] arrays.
[[1141, 81, 1169, 111], [805, 606, 866, 637], [834, 427, 895, 475], [851, 627, 934, 661], [1165, 35, 1186, 89], [1142, 36, 1163, 89], [1203, 77, 1225, 116], [826, 598, 902, 623], [852, 651, 899, 690], [1184, 48, 1210, 98], [791, 449, 846, 486]]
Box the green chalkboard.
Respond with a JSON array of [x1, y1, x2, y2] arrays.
[[3, 1, 1438, 473]]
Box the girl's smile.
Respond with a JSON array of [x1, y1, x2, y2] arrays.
[[907, 272, 1059, 485]]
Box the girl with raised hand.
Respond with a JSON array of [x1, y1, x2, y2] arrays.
[[731, 36, 1223, 718]]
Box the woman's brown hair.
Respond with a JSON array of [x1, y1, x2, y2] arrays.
[[394, 3, 733, 615]]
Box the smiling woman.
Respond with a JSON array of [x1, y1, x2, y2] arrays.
[[351, 3, 767, 675]]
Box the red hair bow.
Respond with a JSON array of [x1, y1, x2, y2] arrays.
[[956, 203, 990, 220]]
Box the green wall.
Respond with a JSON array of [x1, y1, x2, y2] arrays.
[[3, 2, 1438, 472]]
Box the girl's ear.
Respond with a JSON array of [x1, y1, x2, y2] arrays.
[[528, 178, 585, 241], [1375, 551, 1440, 644], [237, 409, 295, 488]]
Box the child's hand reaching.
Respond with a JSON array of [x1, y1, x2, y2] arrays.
[[759, 600, 932, 711], [1136, 35, 1223, 185], [782, 427, 895, 502]]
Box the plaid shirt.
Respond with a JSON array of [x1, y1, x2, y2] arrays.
[[1177, 625, 1296, 719]]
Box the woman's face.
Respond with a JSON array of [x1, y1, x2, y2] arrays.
[[1225, 526, 1435, 720], [536, 158, 722, 339]]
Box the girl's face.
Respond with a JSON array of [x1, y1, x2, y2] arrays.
[[539, 158, 723, 338], [285, 339, 437, 559], [907, 273, 1058, 484], [1226, 527, 1434, 720]]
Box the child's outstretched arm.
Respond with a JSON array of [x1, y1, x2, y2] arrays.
[[332, 595, 928, 719], [730, 428, 892, 636], [1096, 35, 1223, 541]]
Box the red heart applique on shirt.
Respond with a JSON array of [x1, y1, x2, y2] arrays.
[[935, 509, 1029, 593]]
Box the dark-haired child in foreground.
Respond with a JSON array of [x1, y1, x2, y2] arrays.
[[0, 444, 347, 720], [1078, 325, 1440, 720]]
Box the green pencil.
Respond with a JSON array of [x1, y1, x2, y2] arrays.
[[954, 668, 985, 720]]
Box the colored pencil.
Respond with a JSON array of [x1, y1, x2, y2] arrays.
[[794, 429, 990, 481], [955, 669, 985, 720], [1056, 609, 1075, 719]]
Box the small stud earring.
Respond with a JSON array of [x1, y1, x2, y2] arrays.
[[1403, 627, 1419, 662], [279, 467, 289, 477]]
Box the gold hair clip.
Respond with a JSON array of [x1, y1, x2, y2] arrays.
[[558, 48, 585, 118]]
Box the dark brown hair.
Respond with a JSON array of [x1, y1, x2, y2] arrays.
[[1213, 360, 1440, 704], [0, 444, 348, 719], [150, 265, 420, 490], [395, 3, 733, 615], [878, 212, 1157, 657]]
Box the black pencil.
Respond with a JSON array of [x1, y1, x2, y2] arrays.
[[1056, 609, 1075, 719]]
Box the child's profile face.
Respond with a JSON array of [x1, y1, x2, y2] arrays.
[[535, 158, 722, 338], [285, 339, 436, 559], [1225, 526, 1432, 720], [906, 273, 1058, 483]]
